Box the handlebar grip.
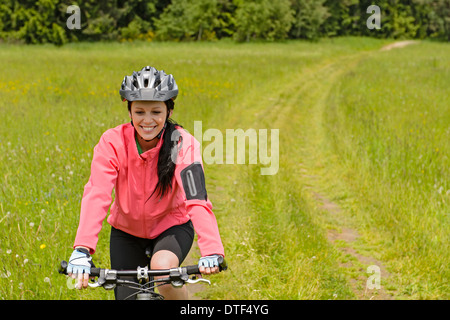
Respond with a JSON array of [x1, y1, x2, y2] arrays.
[[192, 256, 228, 273], [185, 265, 200, 274], [90, 268, 101, 277], [218, 256, 228, 272], [59, 260, 68, 275], [58, 260, 101, 277]]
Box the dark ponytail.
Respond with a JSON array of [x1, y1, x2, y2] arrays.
[[149, 99, 182, 201]]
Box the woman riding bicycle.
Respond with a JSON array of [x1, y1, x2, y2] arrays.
[[66, 66, 225, 300]]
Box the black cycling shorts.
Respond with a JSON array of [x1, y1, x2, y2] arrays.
[[109, 220, 194, 300]]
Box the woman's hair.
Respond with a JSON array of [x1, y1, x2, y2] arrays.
[[153, 99, 181, 199], [129, 99, 182, 201]]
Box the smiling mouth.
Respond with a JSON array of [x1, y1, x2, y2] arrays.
[[140, 125, 157, 133]]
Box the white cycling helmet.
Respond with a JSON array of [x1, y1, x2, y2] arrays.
[[119, 66, 178, 102]]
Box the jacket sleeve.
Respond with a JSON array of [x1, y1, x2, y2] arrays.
[[73, 134, 119, 254], [174, 134, 225, 257]]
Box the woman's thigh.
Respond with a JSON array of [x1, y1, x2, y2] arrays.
[[109, 222, 194, 299], [109, 227, 150, 300], [150, 220, 195, 267], [110, 226, 149, 270]]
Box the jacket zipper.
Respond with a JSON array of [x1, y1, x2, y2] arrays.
[[141, 159, 147, 237]]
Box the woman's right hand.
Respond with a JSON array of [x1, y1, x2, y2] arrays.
[[67, 247, 93, 289]]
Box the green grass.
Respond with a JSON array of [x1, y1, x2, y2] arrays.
[[0, 38, 448, 300], [322, 42, 450, 299]]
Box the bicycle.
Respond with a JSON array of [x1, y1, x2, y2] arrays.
[[58, 256, 227, 300]]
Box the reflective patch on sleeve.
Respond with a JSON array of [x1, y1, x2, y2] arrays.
[[180, 162, 208, 201]]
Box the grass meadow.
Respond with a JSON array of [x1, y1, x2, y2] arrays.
[[0, 38, 448, 300]]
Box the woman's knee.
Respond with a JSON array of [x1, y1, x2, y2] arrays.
[[150, 250, 179, 269]]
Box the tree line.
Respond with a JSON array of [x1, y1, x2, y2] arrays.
[[0, 0, 448, 45]]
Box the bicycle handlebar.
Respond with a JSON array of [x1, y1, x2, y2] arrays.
[[59, 261, 201, 277], [58, 255, 227, 278], [58, 256, 227, 298]]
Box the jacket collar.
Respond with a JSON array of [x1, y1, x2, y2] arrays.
[[127, 123, 164, 160]]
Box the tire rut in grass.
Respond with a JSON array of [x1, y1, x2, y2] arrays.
[[293, 53, 397, 299], [312, 190, 394, 300]]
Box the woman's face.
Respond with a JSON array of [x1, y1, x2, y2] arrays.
[[129, 100, 171, 142]]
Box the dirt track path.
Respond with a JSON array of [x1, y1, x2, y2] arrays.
[[295, 59, 394, 299], [380, 40, 418, 51], [312, 191, 394, 300], [297, 40, 419, 299], [186, 41, 417, 300]]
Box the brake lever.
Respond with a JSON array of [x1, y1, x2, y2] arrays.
[[88, 282, 101, 288], [186, 278, 211, 285]]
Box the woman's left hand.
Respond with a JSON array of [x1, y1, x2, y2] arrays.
[[198, 254, 222, 275]]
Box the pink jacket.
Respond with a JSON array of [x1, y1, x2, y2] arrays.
[[73, 123, 224, 257]]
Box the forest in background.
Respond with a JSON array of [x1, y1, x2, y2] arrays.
[[0, 0, 449, 45]]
